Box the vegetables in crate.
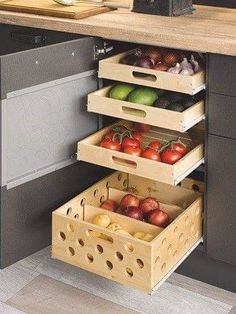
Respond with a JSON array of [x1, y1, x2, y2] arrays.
[[120, 46, 203, 76]]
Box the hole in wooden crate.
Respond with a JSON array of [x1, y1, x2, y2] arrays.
[[74, 214, 79, 219], [67, 224, 74, 232], [58, 232, 66, 241], [77, 239, 84, 247], [161, 263, 166, 272], [116, 252, 123, 261], [126, 267, 133, 277], [106, 260, 113, 270], [66, 207, 72, 215], [155, 256, 160, 263], [162, 238, 167, 246], [93, 189, 99, 197], [100, 195, 105, 203], [66, 247, 75, 256], [125, 243, 134, 252], [106, 181, 111, 188], [174, 226, 178, 233], [167, 244, 172, 255], [118, 173, 122, 181], [173, 250, 178, 257], [96, 245, 103, 254], [179, 233, 184, 241], [80, 198, 86, 206], [185, 216, 189, 225], [87, 253, 94, 263], [123, 179, 128, 187], [192, 184, 200, 192], [136, 259, 144, 269]]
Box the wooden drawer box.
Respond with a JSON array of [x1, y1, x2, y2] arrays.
[[99, 50, 205, 95], [88, 86, 205, 132], [52, 172, 203, 293], [77, 120, 204, 186]]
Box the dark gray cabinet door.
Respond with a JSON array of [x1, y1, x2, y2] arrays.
[[207, 135, 236, 266], [209, 94, 236, 139]]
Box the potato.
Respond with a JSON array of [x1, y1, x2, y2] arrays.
[[107, 223, 122, 232], [116, 229, 130, 236], [133, 232, 146, 240], [92, 214, 111, 228], [143, 233, 155, 242]]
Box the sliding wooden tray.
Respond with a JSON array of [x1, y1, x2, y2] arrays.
[[52, 172, 203, 293], [77, 120, 204, 186], [99, 49, 205, 95], [87, 86, 205, 132]]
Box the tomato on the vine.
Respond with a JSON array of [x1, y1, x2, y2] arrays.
[[123, 146, 142, 157], [141, 148, 161, 161], [132, 131, 142, 142], [171, 143, 188, 155], [148, 140, 161, 150], [122, 137, 140, 149], [100, 138, 122, 151], [161, 148, 182, 164]]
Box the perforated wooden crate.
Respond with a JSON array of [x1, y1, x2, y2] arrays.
[[87, 85, 205, 132], [99, 49, 205, 95], [52, 172, 203, 293]]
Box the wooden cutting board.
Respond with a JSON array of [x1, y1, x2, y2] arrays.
[[0, 0, 112, 19]]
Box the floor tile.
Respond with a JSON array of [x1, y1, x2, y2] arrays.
[[6, 275, 137, 314], [0, 301, 25, 314]]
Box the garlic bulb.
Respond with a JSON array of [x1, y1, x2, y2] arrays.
[[180, 68, 194, 76], [167, 63, 181, 74], [190, 55, 200, 73], [181, 57, 193, 70]]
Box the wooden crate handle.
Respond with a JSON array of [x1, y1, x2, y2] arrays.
[[121, 106, 147, 118], [112, 156, 137, 169], [132, 71, 157, 82]]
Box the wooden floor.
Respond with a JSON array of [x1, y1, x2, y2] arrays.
[[0, 247, 235, 314]]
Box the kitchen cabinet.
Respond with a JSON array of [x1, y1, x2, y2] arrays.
[[0, 4, 235, 293]]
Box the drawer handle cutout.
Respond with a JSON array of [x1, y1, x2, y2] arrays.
[[132, 71, 157, 82], [112, 156, 137, 169], [121, 106, 147, 118]]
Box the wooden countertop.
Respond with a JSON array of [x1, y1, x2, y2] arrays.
[[0, 5, 235, 56]]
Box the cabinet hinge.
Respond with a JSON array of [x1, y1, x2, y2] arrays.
[[95, 41, 114, 60]]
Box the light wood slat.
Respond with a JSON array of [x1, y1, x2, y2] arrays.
[[0, 5, 235, 56]]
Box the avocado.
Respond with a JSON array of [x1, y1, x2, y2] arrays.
[[109, 84, 135, 101], [128, 87, 158, 106], [167, 103, 185, 112]]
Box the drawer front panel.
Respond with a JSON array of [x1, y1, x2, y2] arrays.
[[207, 135, 236, 266], [209, 54, 236, 97], [52, 172, 203, 293], [209, 93, 236, 139], [1, 72, 98, 188], [0, 37, 97, 99]]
